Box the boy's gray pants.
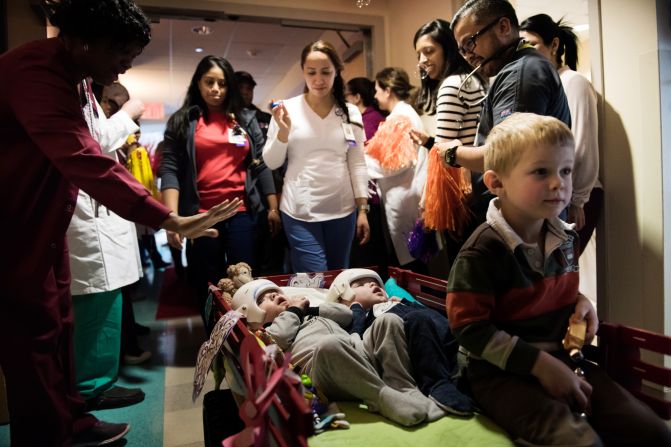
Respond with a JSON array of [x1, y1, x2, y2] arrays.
[[305, 313, 443, 425]]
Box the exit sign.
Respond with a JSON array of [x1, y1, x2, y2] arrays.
[[143, 102, 165, 120]]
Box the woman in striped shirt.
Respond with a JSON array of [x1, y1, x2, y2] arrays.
[[410, 19, 488, 263], [412, 18, 486, 146]]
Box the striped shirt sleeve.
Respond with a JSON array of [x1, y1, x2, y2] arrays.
[[435, 74, 486, 145]]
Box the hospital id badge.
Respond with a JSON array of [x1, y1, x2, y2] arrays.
[[228, 127, 247, 147], [342, 122, 356, 148]]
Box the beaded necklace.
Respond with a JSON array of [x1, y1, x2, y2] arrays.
[[79, 77, 101, 142]]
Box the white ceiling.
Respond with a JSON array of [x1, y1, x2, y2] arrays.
[[119, 17, 363, 117], [516, 0, 590, 31], [120, 1, 591, 124]]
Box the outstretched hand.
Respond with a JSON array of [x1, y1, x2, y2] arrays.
[[161, 198, 242, 241]]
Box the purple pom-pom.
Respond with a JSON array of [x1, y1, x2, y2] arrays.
[[407, 219, 438, 263]]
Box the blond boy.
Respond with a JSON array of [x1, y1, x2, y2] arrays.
[[447, 113, 671, 446]]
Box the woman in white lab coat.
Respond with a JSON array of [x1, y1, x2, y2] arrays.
[[366, 67, 428, 272], [67, 80, 145, 408]]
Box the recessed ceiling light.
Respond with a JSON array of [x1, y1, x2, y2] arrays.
[[192, 25, 213, 36], [195, 47, 204, 53]]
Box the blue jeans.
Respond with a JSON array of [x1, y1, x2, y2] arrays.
[[393, 303, 459, 389], [281, 212, 356, 273]]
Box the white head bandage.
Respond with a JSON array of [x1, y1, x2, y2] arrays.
[[231, 279, 282, 325], [326, 268, 383, 302]]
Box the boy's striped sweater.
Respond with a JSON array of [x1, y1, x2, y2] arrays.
[[447, 202, 579, 375]]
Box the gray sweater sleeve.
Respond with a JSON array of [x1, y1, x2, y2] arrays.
[[265, 311, 301, 351], [316, 302, 353, 328]]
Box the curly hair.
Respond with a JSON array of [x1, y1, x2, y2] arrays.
[[42, 0, 151, 48]]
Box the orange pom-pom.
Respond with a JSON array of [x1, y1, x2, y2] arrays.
[[365, 115, 417, 170], [422, 148, 471, 233]]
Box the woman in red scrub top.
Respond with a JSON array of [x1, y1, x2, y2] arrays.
[[159, 55, 279, 318]]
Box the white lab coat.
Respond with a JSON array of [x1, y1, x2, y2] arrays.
[[67, 97, 142, 295], [365, 101, 427, 265]]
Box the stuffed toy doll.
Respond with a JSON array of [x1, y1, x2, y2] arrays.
[[226, 262, 253, 290]]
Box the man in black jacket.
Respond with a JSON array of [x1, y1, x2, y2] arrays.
[[435, 0, 571, 231], [235, 71, 272, 139], [235, 70, 288, 275]]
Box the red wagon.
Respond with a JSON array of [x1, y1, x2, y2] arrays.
[[203, 267, 671, 446]]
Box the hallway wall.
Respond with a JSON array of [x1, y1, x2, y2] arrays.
[[597, 0, 669, 335]]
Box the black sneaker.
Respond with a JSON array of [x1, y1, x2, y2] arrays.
[[428, 380, 475, 417], [86, 386, 145, 411], [72, 421, 130, 446]]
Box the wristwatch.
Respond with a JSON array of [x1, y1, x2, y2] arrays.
[[443, 142, 461, 168], [357, 204, 370, 214]]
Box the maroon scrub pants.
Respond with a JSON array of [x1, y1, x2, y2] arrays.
[[0, 241, 96, 446]]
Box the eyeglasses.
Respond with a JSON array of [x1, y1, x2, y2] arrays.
[[458, 17, 502, 56]]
